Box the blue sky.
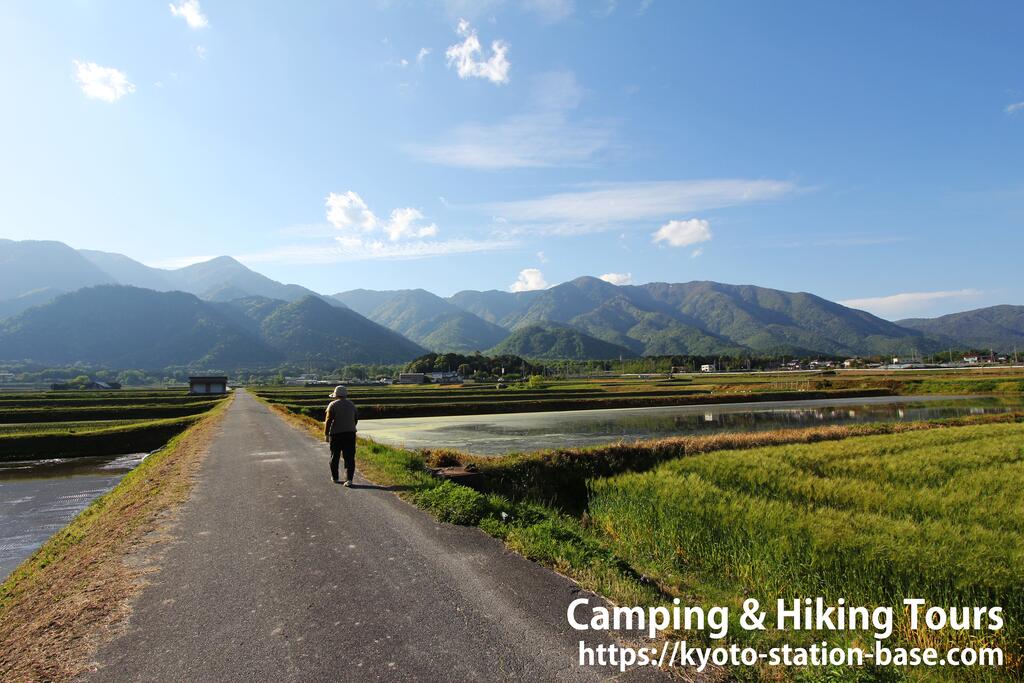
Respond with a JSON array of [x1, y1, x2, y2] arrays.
[[1, 1, 1022, 319]]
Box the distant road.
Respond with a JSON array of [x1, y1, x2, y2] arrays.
[[85, 390, 665, 682]]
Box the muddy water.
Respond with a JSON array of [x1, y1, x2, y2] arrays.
[[357, 395, 1021, 456], [0, 453, 146, 579]]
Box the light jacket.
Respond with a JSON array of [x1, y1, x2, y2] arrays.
[[325, 399, 358, 435]]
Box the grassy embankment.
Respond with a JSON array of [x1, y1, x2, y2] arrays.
[[260, 380, 1023, 682], [0, 392, 231, 681]]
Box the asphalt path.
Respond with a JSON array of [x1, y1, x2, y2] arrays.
[[85, 390, 668, 682]]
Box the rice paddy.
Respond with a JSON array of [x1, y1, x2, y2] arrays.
[[256, 370, 1024, 680], [0, 389, 225, 460]]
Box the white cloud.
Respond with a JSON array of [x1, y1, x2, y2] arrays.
[[417, 47, 432, 64], [238, 238, 514, 265], [382, 207, 438, 241], [510, 268, 549, 292], [488, 179, 795, 234], [326, 191, 439, 243], [326, 191, 379, 232], [536, 250, 547, 263], [598, 272, 632, 285], [1006, 102, 1024, 115], [194, 45, 207, 60], [169, 0, 208, 28], [446, 19, 510, 85], [839, 289, 984, 319], [690, 247, 703, 258], [409, 70, 614, 169], [73, 60, 135, 102], [652, 218, 712, 248]]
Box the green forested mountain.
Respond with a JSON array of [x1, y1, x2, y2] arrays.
[[445, 289, 542, 325], [0, 286, 281, 368], [450, 276, 937, 357], [0, 287, 425, 368], [632, 280, 932, 356], [487, 323, 636, 360], [332, 288, 509, 352], [235, 295, 427, 364], [898, 305, 1024, 351]]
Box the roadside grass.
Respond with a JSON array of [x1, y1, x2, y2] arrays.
[[263, 396, 1023, 681], [0, 395, 232, 682]]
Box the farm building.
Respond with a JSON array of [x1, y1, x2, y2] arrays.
[[398, 372, 426, 384], [189, 375, 229, 394]]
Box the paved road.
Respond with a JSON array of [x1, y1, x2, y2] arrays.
[[86, 390, 667, 682]]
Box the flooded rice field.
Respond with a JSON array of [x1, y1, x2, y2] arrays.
[[357, 395, 1021, 456], [0, 453, 145, 579]]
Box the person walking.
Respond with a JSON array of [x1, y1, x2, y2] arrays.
[[324, 385, 358, 486]]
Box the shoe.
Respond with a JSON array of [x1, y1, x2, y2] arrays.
[[343, 480, 352, 487], [332, 478, 340, 484]]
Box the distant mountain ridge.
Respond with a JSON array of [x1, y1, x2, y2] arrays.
[[898, 305, 1024, 351], [1, 239, 1020, 362], [441, 276, 938, 357], [0, 240, 329, 318], [332, 288, 509, 353], [0, 286, 425, 368]]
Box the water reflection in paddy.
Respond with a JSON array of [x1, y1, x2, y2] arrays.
[[358, 395, 1020, 456], [0, 452, 146, 579]]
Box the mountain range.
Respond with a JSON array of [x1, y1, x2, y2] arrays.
[[0, 239, 330, 317], [897, 306, 1024, 352], [0, 286, 423, 369], [0, 239, 1020, 366]]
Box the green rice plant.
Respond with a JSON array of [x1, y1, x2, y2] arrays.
[[585, 423, 1024, 675]]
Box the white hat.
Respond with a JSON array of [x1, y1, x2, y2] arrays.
[[329, 385, 348, 398]]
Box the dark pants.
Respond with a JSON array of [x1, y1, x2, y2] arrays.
[[329, 432, 356, 482]]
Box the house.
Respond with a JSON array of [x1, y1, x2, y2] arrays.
[[963, 356, 980, 365], [700, 364, 715, 373], [189, 375, 229, 394], [398, 372, 426, 384]]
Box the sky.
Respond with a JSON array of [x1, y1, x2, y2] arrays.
[[0, 1, 1022, 320]]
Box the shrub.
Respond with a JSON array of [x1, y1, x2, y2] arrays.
[[413, 481, 489, 525]]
